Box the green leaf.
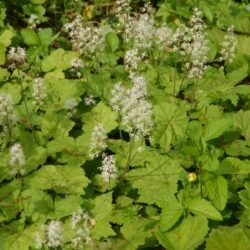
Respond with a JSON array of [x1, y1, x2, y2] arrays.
[[187, 198, 223, 221], [239, 182, 250, 210], [91, 220, 116, 240], [38, 28, 54, 48], [81, 101, 118, 133], [226, 64, 248, 86], [204, 175, 228, 211], [3, 225, 39, 250], [126, 152, 183, 207], [42, 48, 79, 72], [238, 35, 250, 56], [206, 226, 250, 250], [219, 157, 250, 175], [106, 32, 119, 52], [226, 140, 250, 157], [0, 28, 15, 47], [165, 215, 209, 250], [21, 188, 54, 222], [21, 28, 39, 46], [155, 229, 175, 250], [54, 195, 83, 219], [204, 118, 232, 141], [41, 111, 74, 139], [160, 196, 184, 231], [111, 206, 156, 250], [153, 101, 188, 150], [91, 192, 116, 240], [233, 110, 250, 141], [27, 165, 90, 195]]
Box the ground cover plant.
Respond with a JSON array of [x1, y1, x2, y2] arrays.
[[0, 0, 249, 249]]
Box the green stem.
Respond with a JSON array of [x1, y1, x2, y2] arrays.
[[17, 71, 38, 144]]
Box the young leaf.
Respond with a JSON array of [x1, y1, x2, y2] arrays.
[[204, 118, 232, 141], [165, 215, 209, 250], [187, 198, 223, 221], [233, 110, 250, 141], [153, 101, 188, 151], [21, 28, 39, 46], [106, 32, 119, 52], [204, 175, 228, 211], [160, 196, 184, 231], [27, 165, 90, 195]]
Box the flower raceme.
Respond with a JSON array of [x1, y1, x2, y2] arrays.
[[100, 153, 118, 182], [219, 26, 237, 63], [7, 47, 26, 70], [0, 93, 18, 136], [110, 74, 153, 139], [9, 143, 25, 176], [71, 208, 94, 248], [89, 123, 107, 159], [171, 8, 208, 78]]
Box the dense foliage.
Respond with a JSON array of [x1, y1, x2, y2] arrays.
[[0, 0, 249, 249]]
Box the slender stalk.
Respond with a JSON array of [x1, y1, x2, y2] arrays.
[[17, 71, 38, 144]]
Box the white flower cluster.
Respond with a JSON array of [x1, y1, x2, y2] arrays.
[[64, 98, 78, 118], [70, 58, 83, 78], [110, 74, 153, 139], [46, 220, 63, 248], [100, 153, 118, 182], [171, 8, 208, 78], [219, 26, 237, 63], [64, 15, 106, 56], [89, 123, 107, 159], [35, 220, 63, 249], [71, 208, 94, 249], [28, 14, 40, 29], [116, 2, 173, 71], [84, 95, 96, 106], [0, 93, 18, 134], [32, 78, 47, 106], [124, 47, 145, 71], [125, 4, 155, 50], [155, 25, 174, 50], [9, 143, 25, 176], [7, 47, 26, 70]]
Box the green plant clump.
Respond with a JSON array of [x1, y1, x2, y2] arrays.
[[0, 0, 249, 249]]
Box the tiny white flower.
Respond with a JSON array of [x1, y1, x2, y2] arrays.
[[28, 14, 40, 29], [71, 208, 94, 249], [7, 47, 26, 69], [100, 154, 118, 182], [32, 78, 47, 106], [89, 123, 107, 159], [9, 143, 25, 175], [64, 98, 78, 117], [84, 95, 96, 106], [46, 220, 63, 248], [220, 26, 237, 63]]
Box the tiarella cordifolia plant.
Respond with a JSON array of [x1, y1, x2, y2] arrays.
[[0, 1, 249, 249]]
